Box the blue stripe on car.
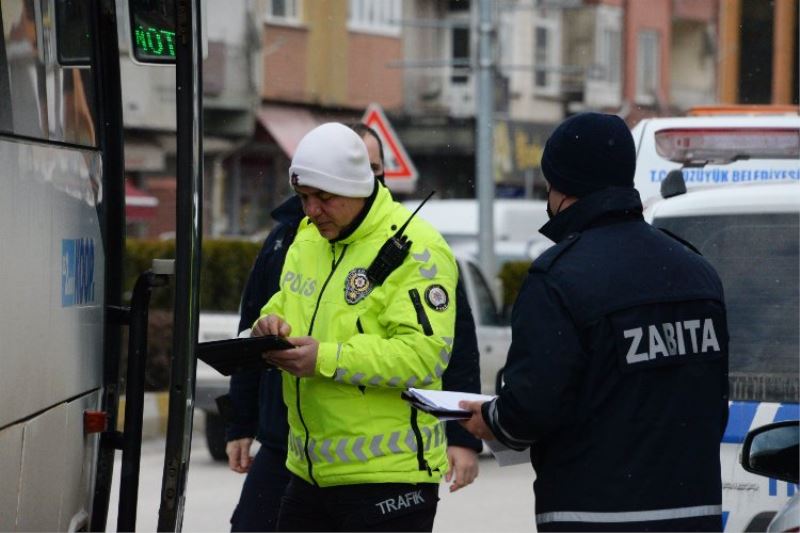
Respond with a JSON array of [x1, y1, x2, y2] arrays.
[[773, 403, 799, 422], [722, 402, 759, 443]]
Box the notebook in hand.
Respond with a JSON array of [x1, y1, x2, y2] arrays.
[[196, 335, 294, 376], [400, 388, 495, 420]]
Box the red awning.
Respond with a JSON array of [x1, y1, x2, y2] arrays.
[[125, 180, 159, 221], [256, 105, 321, 158]]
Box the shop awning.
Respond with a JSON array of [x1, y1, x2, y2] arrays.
[[125, 180, 159, 221], [257, 105, 321, 158]]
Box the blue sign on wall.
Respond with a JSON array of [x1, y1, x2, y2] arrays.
[[62, 238, 95, 307]]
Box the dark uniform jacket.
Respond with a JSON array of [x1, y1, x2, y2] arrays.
[[227, 195, 482, 453], [483, 187, 729, 532]]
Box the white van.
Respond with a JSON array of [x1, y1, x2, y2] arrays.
[[639, 108, 800, 531], [402, 198, 548, 246], [645, 182, 799, 532], [631, 112, 799, 206]]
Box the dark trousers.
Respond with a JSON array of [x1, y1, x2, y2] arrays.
[[230, 446, 291, 532], [277, 473, 439, 532]]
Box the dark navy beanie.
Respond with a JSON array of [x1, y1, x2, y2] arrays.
[[541, 112, 636, 197]]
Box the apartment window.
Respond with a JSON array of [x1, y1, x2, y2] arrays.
[[600, 28, 621, 83], [448, 0, 470, 12], [636, 30, 660, 104], [533, 17, 560, 95], [348, 0, 401, 35], [267, 0, 301, 23], [534, 27, 549, 87], [450, 26, 470, 83]]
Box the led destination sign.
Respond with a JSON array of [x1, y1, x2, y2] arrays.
[[128, 0, 176, 64], [133, 25, 176, 60]]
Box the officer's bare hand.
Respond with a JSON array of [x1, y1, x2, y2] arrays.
[[445, 445, 479, 492], [458, 400, 496, 441], [266, 336, 318, 377], [226, 437, 253, 474], [252, 314, 292, 337]]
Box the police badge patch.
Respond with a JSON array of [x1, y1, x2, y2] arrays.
[[424, 284, 449, 311], [345, 268, 373, 304]]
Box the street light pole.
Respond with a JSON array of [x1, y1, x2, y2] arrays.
[[476, 0, 496, 282]]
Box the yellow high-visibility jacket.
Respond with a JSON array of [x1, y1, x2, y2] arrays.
[[260, 184, 457, 487]]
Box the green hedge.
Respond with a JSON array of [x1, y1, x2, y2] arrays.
[[123, 240, 534, 390], [122, 238, 261, 391], [125, 239, 536, 313], [124, 239, 261, 310]]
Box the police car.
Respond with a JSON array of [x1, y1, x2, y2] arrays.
[[631, 106, 800, 206], [195, 312, 242, 461], [740, 420, 800, 532], [637, 107, 800, 531]]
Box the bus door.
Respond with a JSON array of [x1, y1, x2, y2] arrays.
[[124, 1, 204, 531]]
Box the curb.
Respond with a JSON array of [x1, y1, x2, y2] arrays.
[[116, 392, 207, 440], [116, 392, 170, 440]]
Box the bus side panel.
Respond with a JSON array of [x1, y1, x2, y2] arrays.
[[0, 138, 104, 430], [10, 389, 101, 532], [59, 391, 102, 532], [0, 424, 24, 531], [16, 402, 67, 531]]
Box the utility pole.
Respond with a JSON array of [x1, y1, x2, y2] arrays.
[[476, 0, 497, 282]]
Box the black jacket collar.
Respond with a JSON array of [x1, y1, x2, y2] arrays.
[[540, 187, 644, 243], [330, 179, 380, 243], [271, 194, 304, 225]]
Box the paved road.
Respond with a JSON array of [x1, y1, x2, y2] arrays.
[[107, 428, 537, 531]]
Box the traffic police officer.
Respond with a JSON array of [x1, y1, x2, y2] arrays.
[[254, 122, 458, 531], [226, 125, 481, 532], [460, 112, 729, 531]]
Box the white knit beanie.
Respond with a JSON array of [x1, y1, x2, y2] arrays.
[[289, 123, 374, 198]]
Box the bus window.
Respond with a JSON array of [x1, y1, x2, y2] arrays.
[[0, 6, 11, 132], [467, 261, 505, 327], [1, 0, 97, 145], [2, 0, 48, 138], [55, 0, 91, 66], [60, 68, 97, 146], [128, 0, 176, 64]]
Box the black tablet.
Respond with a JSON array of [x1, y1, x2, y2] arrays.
[[196, 335, 294, 376]]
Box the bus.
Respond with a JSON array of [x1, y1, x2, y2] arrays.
[[0, 0, 203, 530]]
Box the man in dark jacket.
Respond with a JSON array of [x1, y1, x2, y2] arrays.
[[460, 112, 729, 532], [226, 125, 483, 532]]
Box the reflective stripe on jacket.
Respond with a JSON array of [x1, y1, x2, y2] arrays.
[[261, 184, 457, 487]]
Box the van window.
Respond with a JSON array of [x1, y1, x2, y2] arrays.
[[467, 262, 505, 326], [654, 213, 800, 402]]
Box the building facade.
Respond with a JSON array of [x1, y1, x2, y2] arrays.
[[118, 0, 264, 238], [718, 0, 798, 106], [219, 0, 410, 236], [122, 0, 797, 238]]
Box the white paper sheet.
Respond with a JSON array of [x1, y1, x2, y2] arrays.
[[403, 388, 531, 467]]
